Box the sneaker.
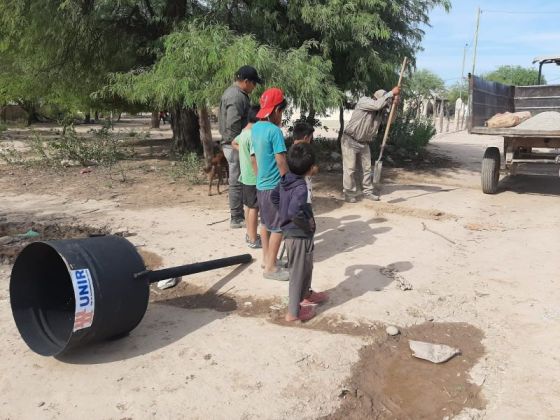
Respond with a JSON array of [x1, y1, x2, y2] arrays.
[[278, 257, 288, 269], [157, 277, 181, 290], [247, 236, 262, 249], [363, 193, 380, 202], [286, 305, 316, 322], [260, 259, 288, 269], [345, 195, 357, 203], [301, 290, 329, 306], [263, 269, 290, 281], [245, 233, 261, 244], [230, 218, 246, 229]]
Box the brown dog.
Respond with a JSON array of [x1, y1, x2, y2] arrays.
[[204, 147, 229, 196]]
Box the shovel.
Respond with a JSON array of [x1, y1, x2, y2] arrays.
[[372, 57, 408, 187]]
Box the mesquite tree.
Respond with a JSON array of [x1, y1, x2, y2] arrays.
[[0, 0, 449, 147], [208, 0, 451, 137], [109, 23, 341, 154]]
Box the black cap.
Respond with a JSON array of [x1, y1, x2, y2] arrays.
[[236, 65, 263, 84]]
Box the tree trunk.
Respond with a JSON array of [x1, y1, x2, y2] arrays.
[[306, 105, 316, 125], [151, 111, 160, 129], [27, 110, 38, 126], [337, 105, 344, 144], [198, 106, 214, 167], [26, 107, 40, 126], [165, 0, 187, 23], [171, 106, 200, 154], [18, 101, 39, 126]]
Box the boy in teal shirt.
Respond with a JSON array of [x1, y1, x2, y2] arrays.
[[232, 106, 261, 248], [251, 88, 289, 281]]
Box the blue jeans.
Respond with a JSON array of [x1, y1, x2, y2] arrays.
[[222, 145, 244, 220]]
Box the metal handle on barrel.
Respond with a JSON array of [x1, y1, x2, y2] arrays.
[[134, 253, 253, 284]]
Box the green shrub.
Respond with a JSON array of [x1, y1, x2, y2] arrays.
[[170, 152, 205, 184], [0, 123, 7, 132], [372, 109, 436, 159], [0, 124, 133, 176], [0, 144, 25, 165], [48, 125, 132, 167]]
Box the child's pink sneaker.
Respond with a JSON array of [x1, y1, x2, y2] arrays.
[[297, 305, 316, 321], [301, 290, 329, 305], [285, 305, 316, 322]]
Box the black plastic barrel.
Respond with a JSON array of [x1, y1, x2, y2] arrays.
[[10, 235, 149, 356]]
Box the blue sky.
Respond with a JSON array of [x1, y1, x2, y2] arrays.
[[416, 0, 560, 86]]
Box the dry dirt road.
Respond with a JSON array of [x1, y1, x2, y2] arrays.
[[0, 125, 559, 419]]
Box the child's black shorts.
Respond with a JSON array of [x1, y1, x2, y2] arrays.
[[242, 184, 258, 209]]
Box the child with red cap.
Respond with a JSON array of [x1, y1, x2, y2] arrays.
[[250, 88, 290, 281]]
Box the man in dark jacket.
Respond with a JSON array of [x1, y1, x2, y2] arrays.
[[219, 65, 262, 228], [272, 143, 328, 322]]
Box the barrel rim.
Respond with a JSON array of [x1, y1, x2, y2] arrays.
[[10, 241, 76, 356]]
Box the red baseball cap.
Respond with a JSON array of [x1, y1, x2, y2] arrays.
[[256, 87, 285, 119]]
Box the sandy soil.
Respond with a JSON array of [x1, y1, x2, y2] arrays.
[[1, 119, 560, 419]]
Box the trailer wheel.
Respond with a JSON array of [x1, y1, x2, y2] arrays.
[[481, 147, 501, 194]]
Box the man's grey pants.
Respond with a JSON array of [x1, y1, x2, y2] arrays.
[[222, 144, 244, 220], [341, 134, 374, 196], [285, 237, 314, 317]]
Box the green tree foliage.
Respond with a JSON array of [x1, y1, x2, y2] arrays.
[[484, 65, 545, 86], [408, 70, 445, 97], [109, 23, 341, 115], [211, 0, 451, 93], [446, 81, 467, 104], [405, 69, 445, 112], [0, 0, 450, 150], [0, 0, 150, 122]]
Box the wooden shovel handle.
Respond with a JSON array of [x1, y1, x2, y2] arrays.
[[377, 57, 408, 162]]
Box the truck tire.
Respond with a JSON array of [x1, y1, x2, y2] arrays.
[[481, 147, 500, 194]]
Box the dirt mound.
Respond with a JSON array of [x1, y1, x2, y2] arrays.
[[0, 221, 111, 264], [325, 322, 485, 419], [0, 220, 164, 271], [138, 249, 163, 269]]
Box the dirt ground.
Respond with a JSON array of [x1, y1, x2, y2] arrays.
[[1, 117, 560, 419]]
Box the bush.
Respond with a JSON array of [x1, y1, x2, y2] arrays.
[[372, 109, 436, 159], [170, 152, 205, 184], [47, 124, 132, 167], [0, 144, 25, 165], [0, 123, 134, 182], [0, 123, 7, 132]]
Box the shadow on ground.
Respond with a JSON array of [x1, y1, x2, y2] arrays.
[[321, 262, 413, 314], [314, 215, 391, 263], [379, 184, 458, 204], [59, 264, 250, 365], [498, 173, 560, 197]]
